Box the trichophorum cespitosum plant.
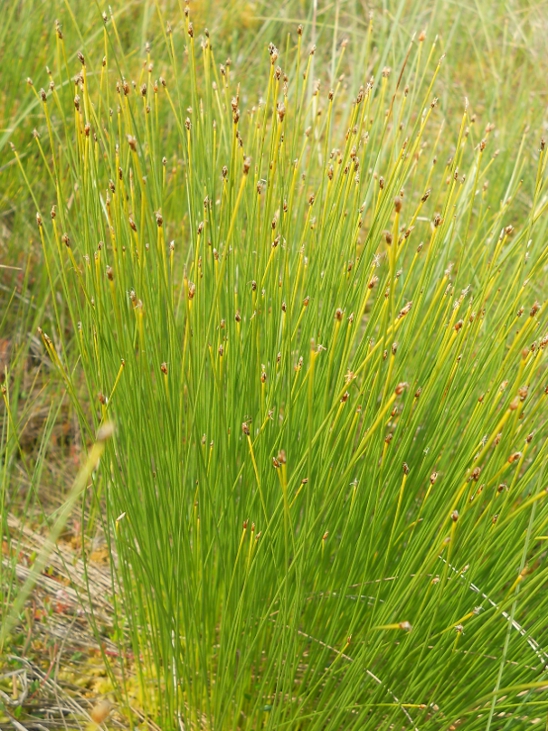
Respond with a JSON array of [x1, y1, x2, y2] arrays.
[[10, 3, 548, 729]]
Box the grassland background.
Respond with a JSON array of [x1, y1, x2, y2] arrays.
[[1, 0, 548, 729]]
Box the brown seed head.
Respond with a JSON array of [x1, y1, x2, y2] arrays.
[[398, 302, 412, 319]]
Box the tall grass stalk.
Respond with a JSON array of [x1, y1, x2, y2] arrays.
[[8, 4, 548, 729]]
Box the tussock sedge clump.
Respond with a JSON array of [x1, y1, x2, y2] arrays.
[[7, 4, 548, 729]]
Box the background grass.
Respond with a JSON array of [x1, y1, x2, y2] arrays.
[[1, 1, 548, 730]]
